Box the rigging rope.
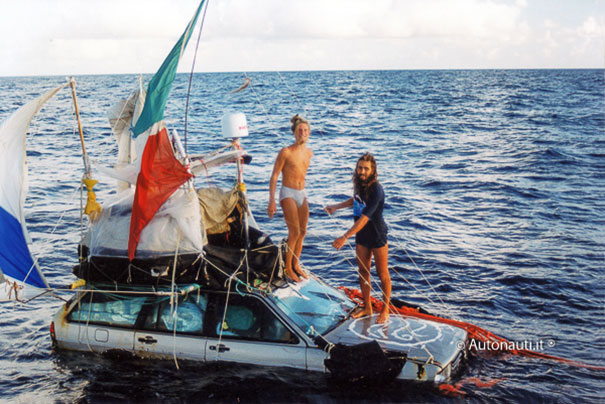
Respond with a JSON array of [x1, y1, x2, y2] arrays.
[[241, 73, 282, 139], [183, 0, 210, 154], [389, 230, 448, 309], [215, 270, 235, 361]]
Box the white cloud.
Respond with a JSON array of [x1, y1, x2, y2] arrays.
[[0, 0, 603, 76], [578, 15, 605, 38], [207, 0, 528, 40]]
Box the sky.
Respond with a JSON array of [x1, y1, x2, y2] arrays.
[[1, 0, 604, 76]]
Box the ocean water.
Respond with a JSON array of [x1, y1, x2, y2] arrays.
[[0, 69, 603, 403]]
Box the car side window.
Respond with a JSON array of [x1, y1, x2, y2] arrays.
[[142, 293, 208, 335], [211, 294, 298, 344], [67, 292, 146, 328]]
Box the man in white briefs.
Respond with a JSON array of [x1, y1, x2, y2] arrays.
[[268, 115, 313, 282]]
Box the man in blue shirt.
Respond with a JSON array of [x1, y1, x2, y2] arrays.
[[325, 153, 391, 323]]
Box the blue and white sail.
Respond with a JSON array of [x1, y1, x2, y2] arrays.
[[0, 83, 68, 301]]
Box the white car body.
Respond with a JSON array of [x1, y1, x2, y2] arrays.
[[51, 277, 467, 383]]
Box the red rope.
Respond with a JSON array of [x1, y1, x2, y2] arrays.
[[438, 377, 506, 397]]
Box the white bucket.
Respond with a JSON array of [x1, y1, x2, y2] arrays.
[[221, 112, 248, 138]]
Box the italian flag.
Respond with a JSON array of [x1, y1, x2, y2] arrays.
[[128, 0, 205, 261]]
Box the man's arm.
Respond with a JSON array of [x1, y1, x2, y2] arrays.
[[332, 214, 369, 250], [324, 197, 353, 215], [268, 149, 286, 218]]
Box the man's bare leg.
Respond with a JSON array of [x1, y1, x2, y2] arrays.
[[291, 199, 309, 278], [374, 244, 391, 324], [280, 198, 302, 282], [352, 244, 373, 318]]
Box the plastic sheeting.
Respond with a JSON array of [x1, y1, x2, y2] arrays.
[[88, 187, 204, 258]]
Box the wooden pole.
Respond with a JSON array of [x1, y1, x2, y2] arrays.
[[69, 77, 90, 177], [69, 77, 101, 220]]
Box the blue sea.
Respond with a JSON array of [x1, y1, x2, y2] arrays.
[[0, 69, 603, 403]]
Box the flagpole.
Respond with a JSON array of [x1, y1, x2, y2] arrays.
[[69, 77, 101, 220], [69, 77, 91, 177]]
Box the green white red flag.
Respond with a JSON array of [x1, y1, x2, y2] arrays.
[[128, 1, 205, 260]]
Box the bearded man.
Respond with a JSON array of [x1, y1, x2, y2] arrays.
[[324, 153, 391, 323]]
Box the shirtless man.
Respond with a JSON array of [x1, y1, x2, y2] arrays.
[[268, 115, 313, 282], [325, 153, 391, 323]]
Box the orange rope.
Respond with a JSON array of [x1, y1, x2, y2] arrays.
[[437, 383, 466, 397], [438, 377, 506, 397], [340, 287, 605, 371]]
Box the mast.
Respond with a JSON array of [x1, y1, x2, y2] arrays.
[[234, 138, 250, 248], [222, 112, 250, 248], [69, 77, 101, 221], [69, 77, 91, 176]]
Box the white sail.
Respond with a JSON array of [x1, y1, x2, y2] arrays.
[[0, 82, 69, 301], [107, 76, 146, 191]]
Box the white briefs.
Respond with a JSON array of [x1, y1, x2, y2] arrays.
[[279, 186, 306, 207]]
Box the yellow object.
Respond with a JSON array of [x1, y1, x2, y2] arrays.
[[237, 182, 246, 192], [70, 279, 86, 289], [83, 178, 102, 221]]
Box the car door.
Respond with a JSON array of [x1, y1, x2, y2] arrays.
[[204, 292, 308, 370], [66, 291, 145, 353], [133, 292, 209, 361]]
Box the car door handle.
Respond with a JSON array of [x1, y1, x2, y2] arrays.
[[209, 344, 230, 353], [138, 336, 158, 344]]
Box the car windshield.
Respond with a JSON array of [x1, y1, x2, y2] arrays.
[[269, 277, 356, 336]]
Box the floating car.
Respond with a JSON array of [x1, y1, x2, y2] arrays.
[[51, 276, 467, 383]]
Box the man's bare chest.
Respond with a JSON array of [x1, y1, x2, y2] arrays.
[[285, 153, 310, 171]]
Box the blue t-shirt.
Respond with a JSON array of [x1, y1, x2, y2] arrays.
[[353, 182, 387, 248]]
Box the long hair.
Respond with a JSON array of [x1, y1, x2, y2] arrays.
[[290, 114, 310, 133], [353, 152, 378, 198]]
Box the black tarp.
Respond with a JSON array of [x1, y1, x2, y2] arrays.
[[322, 340, 406, 384], [72, 228, 281, 288]]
